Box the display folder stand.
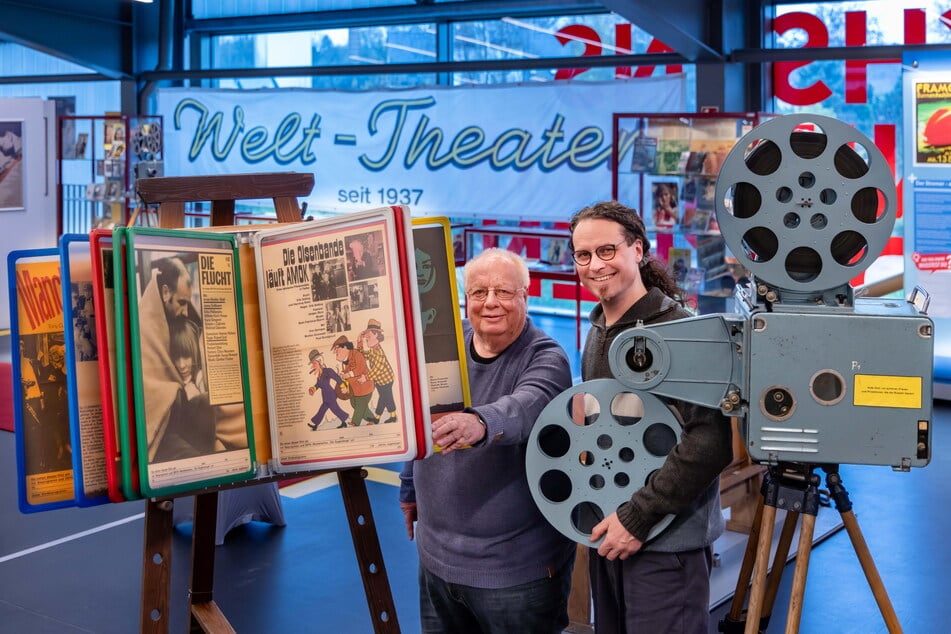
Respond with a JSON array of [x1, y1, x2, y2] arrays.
[[135, 173, 400, 633]]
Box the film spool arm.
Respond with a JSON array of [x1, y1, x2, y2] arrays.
[[608, 313, 747, 415]]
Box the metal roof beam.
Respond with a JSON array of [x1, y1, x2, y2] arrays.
[[0, 0, 136, 78], [185, 0, 606, 35], [597, 0, 724, 61]]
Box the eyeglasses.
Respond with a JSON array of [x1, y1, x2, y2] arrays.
[[466, 287, 522, 302], [570, 240, 627, 266]]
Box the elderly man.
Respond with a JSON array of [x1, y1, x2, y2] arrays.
[[399, 247, 576, 634]]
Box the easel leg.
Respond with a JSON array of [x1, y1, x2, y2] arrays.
[[188, 492, 234, 633], [142, 499, 173, 634], [338, 468, 401, 634]]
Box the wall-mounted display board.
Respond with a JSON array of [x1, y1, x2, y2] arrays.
[[901, 52, 951, 399]]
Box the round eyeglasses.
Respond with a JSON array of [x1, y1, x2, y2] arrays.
[[570, 240, 627, 266]]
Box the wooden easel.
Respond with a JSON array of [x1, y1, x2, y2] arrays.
[[135, 172, 400, 633]]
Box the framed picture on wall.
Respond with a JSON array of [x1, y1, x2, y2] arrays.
[[0, 120, 25, 211]]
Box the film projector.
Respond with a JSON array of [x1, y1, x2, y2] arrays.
[[526, 114, 934, 633]]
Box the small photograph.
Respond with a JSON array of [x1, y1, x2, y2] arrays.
[[683, 151, 707, 174], [349, 281, 380, 311], [103, 160, 121, 178], [105, 181, 122, 200], [88, 182, 105, 201], [542, 238, 569, 266], [326, 299, 351, 334], [651, 180, 680, 229], [74, 133, 89, 159], [0, 120, 24, 210], [70, 282, 97, 362], [345, 230, 385, 282], [696, 176, 718, 212], [688, 208, 712, 233], [310, 258, 347, 302], [630, 136, 658, 172], [667, 247, 691, 283]]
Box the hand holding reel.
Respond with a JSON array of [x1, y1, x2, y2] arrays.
[[525, 379, 681, 546]]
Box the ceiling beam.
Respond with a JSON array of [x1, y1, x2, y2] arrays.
[[597, 0, 724, 61], [0, 0, 134, 78]]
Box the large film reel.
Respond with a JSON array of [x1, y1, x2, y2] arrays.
[[715, 114, 897, 294], [526, 380, 680, 546]]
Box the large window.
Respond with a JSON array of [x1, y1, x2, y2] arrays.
[[0, 43, 120, 115], [204, 11, 693, 101], [771, 1, 951, 137], [211, 24, 438, 89]]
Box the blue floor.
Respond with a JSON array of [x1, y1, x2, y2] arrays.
[[1, 315, 950, 633]]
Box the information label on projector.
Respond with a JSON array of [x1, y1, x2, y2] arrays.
[[853, 375, 922, 409]]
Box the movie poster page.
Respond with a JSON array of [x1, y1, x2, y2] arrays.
[[915, 81, 951, 164], [129, 237, 252, 492], [257, 218, 413, 467], [63, 238, 108, 500], [411, 222, 468, 414], [13, 255, 75, 507]]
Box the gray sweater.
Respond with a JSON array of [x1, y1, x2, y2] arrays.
[[400, 318, 576, 588], [583, 287, 733, 552]]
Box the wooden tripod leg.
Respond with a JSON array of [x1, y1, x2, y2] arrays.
[[840, 510, 902, 633], [744, 504, 778, 634], [763, 510, 800, 620], [727, 496, 765, 622], [783, 512, 817, 634], [338, 468, 401, 634]]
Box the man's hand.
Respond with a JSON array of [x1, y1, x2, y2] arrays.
[[432, 412, 486, 453], [590, 511, 643, 560], [400, 501, 417, 540], [308, 386, 316, 396]]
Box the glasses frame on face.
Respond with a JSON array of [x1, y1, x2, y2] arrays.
[[466, 287, 523, 302], [570, 239, 628, 266]]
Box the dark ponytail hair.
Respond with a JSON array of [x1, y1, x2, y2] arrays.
[[569, 200, 683, 303]]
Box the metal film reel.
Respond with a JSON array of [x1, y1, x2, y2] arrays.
[[715, 114, 897, 294], [131, 123, 162, 160], [526, 379, 680, 546]]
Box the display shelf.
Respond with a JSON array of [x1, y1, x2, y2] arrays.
[[611, 112, 763, 313], [57, 114, 163, 232], [461, 225, 590, 348]]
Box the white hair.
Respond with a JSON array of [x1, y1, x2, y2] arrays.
[[463, 247, 530, 290]]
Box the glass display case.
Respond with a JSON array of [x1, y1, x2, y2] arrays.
[[611, 112, 764, 313], [58, 114, 163, 232]]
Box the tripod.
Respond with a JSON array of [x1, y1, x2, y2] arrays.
[[718, 463, 902, 634]]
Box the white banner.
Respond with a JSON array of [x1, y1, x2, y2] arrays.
[[156, 76, 685, 220]]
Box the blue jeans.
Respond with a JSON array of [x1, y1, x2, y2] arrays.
[[418, 559, 573, 634]]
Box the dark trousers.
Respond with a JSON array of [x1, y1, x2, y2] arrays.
[[589, 546, 713, 634], [418, 559, 573, 634]]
